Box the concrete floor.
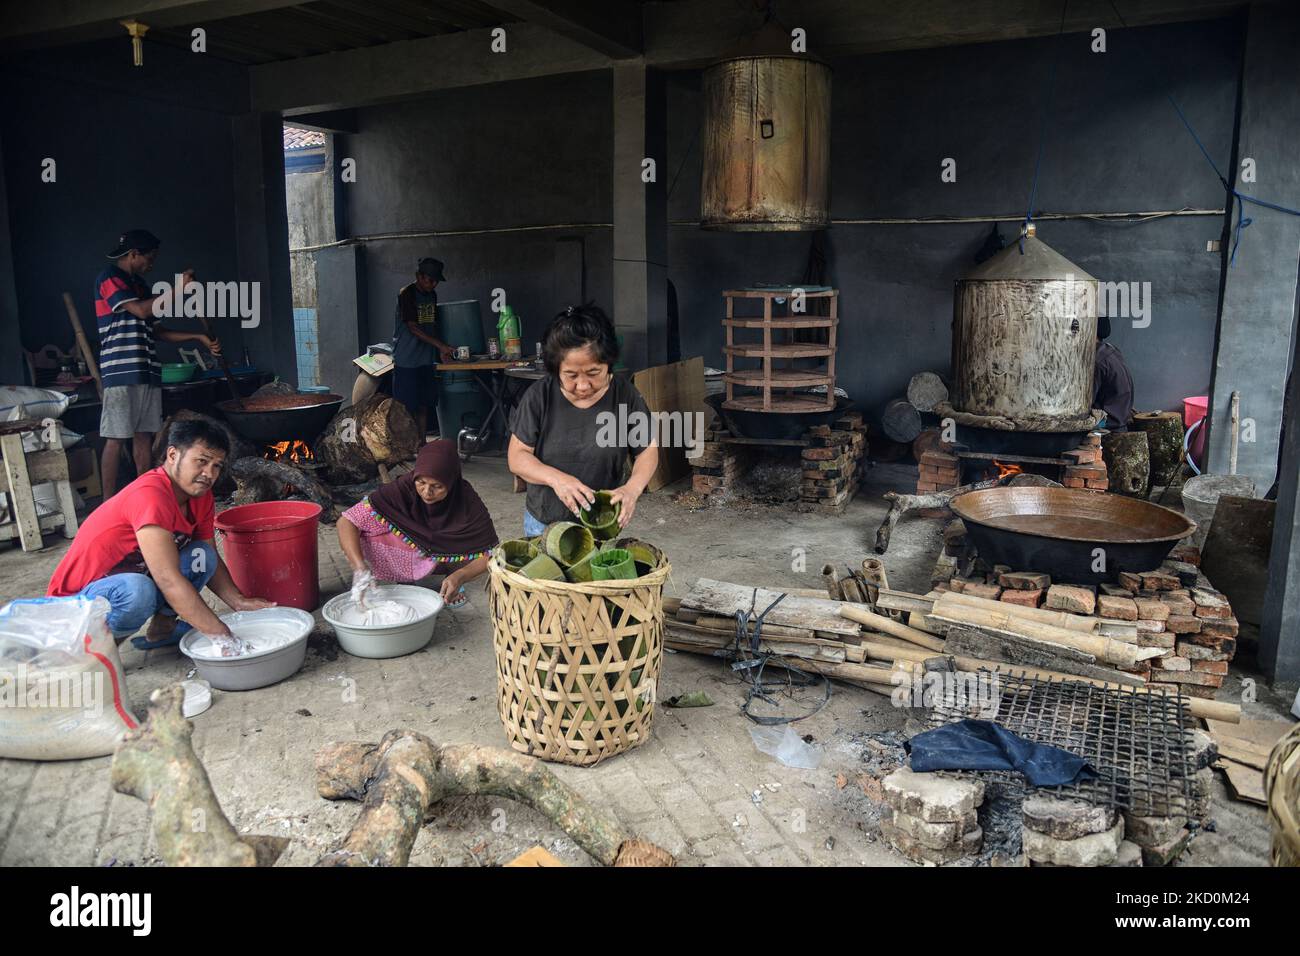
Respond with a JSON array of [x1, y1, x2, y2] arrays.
[[0, 457, 1287, 867]]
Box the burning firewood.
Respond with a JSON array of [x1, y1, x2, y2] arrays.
[[230, 455, 336, 520]]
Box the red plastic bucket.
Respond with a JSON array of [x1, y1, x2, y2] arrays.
[[214, 501, 322, 611]]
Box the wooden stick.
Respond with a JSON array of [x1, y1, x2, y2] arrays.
[[893, 587, 1137, 638], [62, 293, 103, 399], [929, 597, 1158, 669], [1229, 390, 1240, 476], [837, 604, 946, 652]]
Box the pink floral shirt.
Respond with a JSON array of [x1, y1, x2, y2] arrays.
[[340, 497, 490, 583]]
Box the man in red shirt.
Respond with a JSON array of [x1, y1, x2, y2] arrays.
[[48, 419, 273, 649]]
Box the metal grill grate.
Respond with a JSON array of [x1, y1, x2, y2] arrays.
[[927, 673, 1197, 816]]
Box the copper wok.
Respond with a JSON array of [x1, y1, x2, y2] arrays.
[[950, 486, 1195, 585]]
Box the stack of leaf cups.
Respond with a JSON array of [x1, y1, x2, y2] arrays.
[[495, 492, 668, 724]]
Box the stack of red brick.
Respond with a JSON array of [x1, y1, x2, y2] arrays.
[[940, 542, 1235, 700], [916, 449, 959, 493], [799, 412, 869, 514], [1062, 434, 1109, 490], [690, 425, 754, 497]]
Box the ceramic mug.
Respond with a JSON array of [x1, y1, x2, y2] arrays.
[[454, 346, 470, 360]]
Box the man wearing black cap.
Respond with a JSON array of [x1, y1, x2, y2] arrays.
[[392, 256, 454, 440], [96, 230, 222, 498], [1094, 316, 1134, 433]]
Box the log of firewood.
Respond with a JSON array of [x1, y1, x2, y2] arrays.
[[1131, 411, 1185, 486], [110, 685, 290, 867], [906, 372, 949, 413], [1102, 430, 1151, 497], [874, 477, 999, 553], [230, 455, 337, 521], [882, 398, 923, 443], [315, 731, 674, 867], [317, 394, 420, 484]]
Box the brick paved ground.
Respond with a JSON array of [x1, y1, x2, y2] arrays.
[[0, 460, 1282, 866]]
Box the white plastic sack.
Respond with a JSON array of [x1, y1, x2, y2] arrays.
[[0, 386, 74, 422], [21, 422, 82, 453], [0, 596, 138, 760]]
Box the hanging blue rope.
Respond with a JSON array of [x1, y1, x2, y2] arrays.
[[1021, 0, 1072, 253], [1107, 0, 1300, 266]]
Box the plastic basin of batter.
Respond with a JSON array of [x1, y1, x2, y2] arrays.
[[178, 607, 313, 691], [322, 584, 444, 659]]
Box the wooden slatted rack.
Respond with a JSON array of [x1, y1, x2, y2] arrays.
[[722, 287, 838, 412]]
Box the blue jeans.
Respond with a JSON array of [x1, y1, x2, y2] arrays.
[[523, 510, 546, 537], [79, 541, 218, 639]]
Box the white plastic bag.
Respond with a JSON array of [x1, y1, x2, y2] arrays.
[[0, 596, 138, 760], [0, 386, 73, 422]]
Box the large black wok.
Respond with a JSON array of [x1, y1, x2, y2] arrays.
[[950, 486, 1195, 585], [216, 394, 343, 446], [706, 392, 852, 441]]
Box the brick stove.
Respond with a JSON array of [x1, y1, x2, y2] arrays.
[[917, 431, 1109, 494], [691, 410, 869, 514]]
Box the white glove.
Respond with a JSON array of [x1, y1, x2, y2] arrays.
[[350, 566, 375, 606], [205, 632, 251, 657]]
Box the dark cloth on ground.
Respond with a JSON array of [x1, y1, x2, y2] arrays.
[[905, 719, 1098, 787]]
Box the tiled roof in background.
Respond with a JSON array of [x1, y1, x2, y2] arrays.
[[283, 126, 326, 151]]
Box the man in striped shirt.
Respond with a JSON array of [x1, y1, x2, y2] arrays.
[[96, 229, 221, 498]]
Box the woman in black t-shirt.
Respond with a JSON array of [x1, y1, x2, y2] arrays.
[[508, 305, 659, 536]]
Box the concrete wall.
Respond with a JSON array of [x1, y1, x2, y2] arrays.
[[667, 18, 1242, 422], [331, 19, 1240, 432], [337, 72, 613, 354], [0, 41, 249, 368]]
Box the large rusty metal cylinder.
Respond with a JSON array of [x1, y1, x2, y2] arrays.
[[952, 230, 1098, 419], [700, 53, 831, 231]]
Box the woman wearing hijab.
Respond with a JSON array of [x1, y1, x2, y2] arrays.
[[336, 440, 498, 609], [508, 304, 659, 536]]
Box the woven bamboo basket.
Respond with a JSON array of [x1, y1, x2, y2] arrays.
[[1265, 721, 1300, 866], [488, 551, 671, 766]]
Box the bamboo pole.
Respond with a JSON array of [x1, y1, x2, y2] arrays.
[[928, 597, 1159, 669], [62, 293, 103, 399], [837, 604, 946, 652]]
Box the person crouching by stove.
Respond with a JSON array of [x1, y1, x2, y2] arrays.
[[336, 440, 498, 610], [1094, 316, 1135, 433]]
